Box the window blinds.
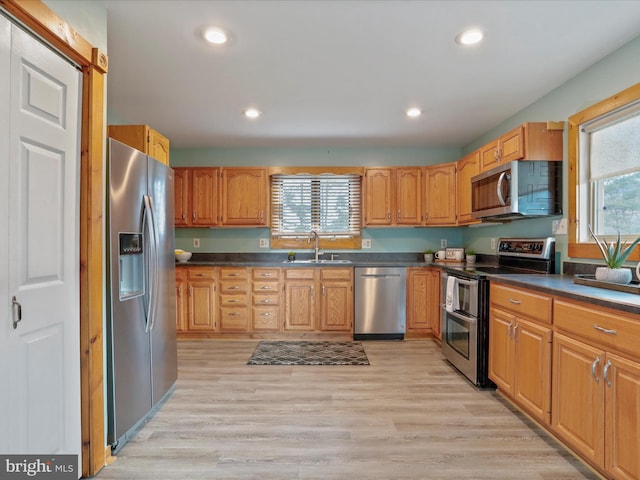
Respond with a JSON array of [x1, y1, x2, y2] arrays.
[[271, 174, 361, 237], [585, 102, 640, 181]]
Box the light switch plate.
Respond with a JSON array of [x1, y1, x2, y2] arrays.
[[259, 238, 269, 248], [193, 238, 200, 248], [362, 239, 372, 248]]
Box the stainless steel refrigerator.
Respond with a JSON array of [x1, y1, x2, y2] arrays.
[[106, 138, 178, 452]]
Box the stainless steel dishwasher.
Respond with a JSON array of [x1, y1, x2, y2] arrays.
[[354, 267, 406, 340]]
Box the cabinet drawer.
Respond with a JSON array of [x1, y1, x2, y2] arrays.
[[219, 280, 248, 294], [321, 268, 353, 281], [219, 307, 249, 331], [554, 299, 640, 359], [219, 267, 248, 280], [187, 267, 215, 280], [252, 281, 280, 293], [253, 293, 279, 306], [491, 283, 552, 324], [284, 268, 317, 280], [219, 294, 248, 307], [252, 307, 281, 331], [252, 268, 281, 281]]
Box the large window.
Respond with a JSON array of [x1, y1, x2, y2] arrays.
[[271, 173, 362, 250], [568, 82, 640, 260]]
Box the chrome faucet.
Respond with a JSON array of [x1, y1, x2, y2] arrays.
[[308, 230, 322, 261]]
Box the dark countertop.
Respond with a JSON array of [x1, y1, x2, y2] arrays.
[[175, 254, 640, 315]]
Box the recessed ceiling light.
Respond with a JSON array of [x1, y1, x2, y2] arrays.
[[455, 28, 484, 46], [203, 26, 229, 45], [244, 108, 261, 119], [406, 108, 422, 118]]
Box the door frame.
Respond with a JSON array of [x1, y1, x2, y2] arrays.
[[0, 0, 108, 476]]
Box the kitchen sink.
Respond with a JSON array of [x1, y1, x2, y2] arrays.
[[283, 259, 352, 264]]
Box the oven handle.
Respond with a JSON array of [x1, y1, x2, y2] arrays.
[[442, 307, 478, 325], [447, 276, 478, 287]]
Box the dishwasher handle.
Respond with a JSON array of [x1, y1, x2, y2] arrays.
[[359, 274, 402, 279]]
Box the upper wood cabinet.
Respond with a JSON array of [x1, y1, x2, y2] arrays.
[[173, 167, 219, 227], [363, 167, 422, 226], [479, 122, 564, 173], [173, 167, 268, 228], [423, 163, 456, 226], [363, 168, 394, 226], [108, 124, 170, 165], [456, 151, 480, 225], [220, 168, 268, 226]]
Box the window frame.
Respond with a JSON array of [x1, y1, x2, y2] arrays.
[[268, 167, 363, 250], [568, 82, 640, 261]]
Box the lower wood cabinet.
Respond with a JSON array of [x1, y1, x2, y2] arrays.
[[252, 268, 282, 332], [185, 267, 217, 331], [218, 267, 250, 332], [489, 283, 552, 425], [175, 268, 188, 332], [406, 267, 441, 339], [319, 268, 353, 331], [552, 299, 640, 480], [284, 268, 318, 331], [283, 267, 353, 332]]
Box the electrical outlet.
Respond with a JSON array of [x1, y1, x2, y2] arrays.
[[362, 238, 372, 249], [440, 239, 447, 248], [259, 238, 269, 248], [491, 238, 496, 250], [193, 238, 200, 248]]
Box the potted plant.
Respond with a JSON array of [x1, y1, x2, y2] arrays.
[[465, 249, 477, 264], [589, 226, 640, 284], [423, 248, 435, 263], [287, 251, 296, 262]]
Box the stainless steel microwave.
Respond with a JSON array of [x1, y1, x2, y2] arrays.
[[470, 160, 562, 221]]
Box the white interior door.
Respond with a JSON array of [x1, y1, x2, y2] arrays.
[[0, 16, 82, 468]]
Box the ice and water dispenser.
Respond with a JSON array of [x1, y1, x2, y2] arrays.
[[118, 233, 144, 300]]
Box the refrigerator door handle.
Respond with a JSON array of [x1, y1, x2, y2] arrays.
[[149, 195, 161, 331], [142, 194, 159, 332]]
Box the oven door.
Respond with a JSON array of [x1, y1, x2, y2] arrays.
[[441, 308, 478, 385]]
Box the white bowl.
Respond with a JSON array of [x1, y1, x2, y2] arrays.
[[175, 252, 192, 263]]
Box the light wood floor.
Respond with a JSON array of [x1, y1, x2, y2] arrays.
[[95, 339, 599, 480]]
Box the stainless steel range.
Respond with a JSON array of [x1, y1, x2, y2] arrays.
[[441, 237, 555, 388]]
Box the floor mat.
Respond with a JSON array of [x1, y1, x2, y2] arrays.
[[247, 340, 370, 365]]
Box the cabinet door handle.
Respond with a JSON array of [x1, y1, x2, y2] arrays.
[[507, 320, 513, 339], [322, 285, 326, 296], [397, 210, 401, 221], [195, 273, 207, 277], [593, 324, 617, 335], [512, 323, 519, 342], [227, 299, 240, 303], [226, 312, 240, 316], [261, 299, 272, 304], [387, 211, 391, 221], [228, 286, 240, 290], [260, 273, 273, 277], [260, 312, 272, 317], [508, 298, 522, 305], [260, 286, 274, 290], [603, 360, 612, 388], [591, 356, 601, 383], [192, 211, 196, 220]]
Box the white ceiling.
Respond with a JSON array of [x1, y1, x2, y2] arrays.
[[102, 0, 640, 149]]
